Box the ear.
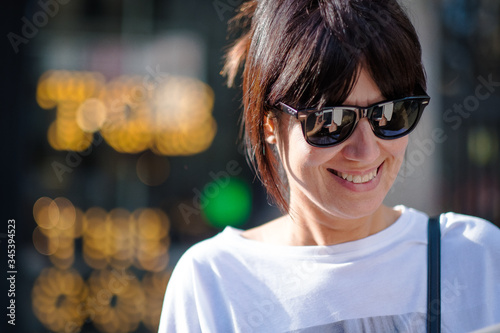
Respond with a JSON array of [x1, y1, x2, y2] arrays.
[[264, 115, 277, 144]]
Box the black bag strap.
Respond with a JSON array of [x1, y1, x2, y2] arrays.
[[427, 215, 441, 333]]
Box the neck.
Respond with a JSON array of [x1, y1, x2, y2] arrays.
[[282, 199, 400, 246]]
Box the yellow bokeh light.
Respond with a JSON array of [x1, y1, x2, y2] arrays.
[[83, 207, 107, 235], [33, 226, 59, 255], [136, 251, 169, 272], [142, 271, 172, 331], [134, 208, 170, 272], [32, 268, 88, 333], [87, 269, 145, 333], [72, 208, 84, 239], [33, 197, 60, 229], [50, 252, 74, 270], [33, 196, 172, 272], [38, 69, 217, 155], [152, 76, 216, 156], [82, 207, 109, 269], [32, 197, 80, 265], [31, 199, 176, 330], [53, 197, 76, 230], [76, 97, 108, 132], [37, 70, 105, 151], [136, 208, 169, 239], [47, 121, 63, 151], [31, 195, 179, 332], [99, 75, 153, 154], [36, 71, 57, 110]]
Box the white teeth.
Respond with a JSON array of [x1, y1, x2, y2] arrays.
[[338, 169, 377, 184]]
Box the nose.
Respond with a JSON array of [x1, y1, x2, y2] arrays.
[[341, 118, 380, 163]]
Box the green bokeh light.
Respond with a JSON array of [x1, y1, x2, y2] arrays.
[[202, 177, 252, 229], [467, 127, 498, 166]]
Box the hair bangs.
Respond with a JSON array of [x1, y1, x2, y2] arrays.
[[266, 4, 363, 111], [266, 0, 426, 110]]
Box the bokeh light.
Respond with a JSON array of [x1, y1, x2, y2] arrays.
[[107, 208, 136, 270], [32, 268, 88, 333], [32, 197, 80, 268], [33, 197, 60, 229], [467, 127, 499, 166], [37, 70, 105, 151], [99, 75, 154, 154], [87, 269, 145, 333], [82, 206, 109, 270], [76, 97, 108, 132], [32, 226, 59, 255], [151, 76, 217, 156], [80, 206, 171, 272], [142, 271, 171, 332], [38, 70, 217, 156], [31, 218, 172, 333], [202, 177, 252, 229], [134, 208, 170, 272]]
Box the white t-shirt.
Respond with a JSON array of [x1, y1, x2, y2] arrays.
[[159, 206, 500, 332]]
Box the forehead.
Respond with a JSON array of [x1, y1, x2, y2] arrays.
[[342, 68, 384, 107]]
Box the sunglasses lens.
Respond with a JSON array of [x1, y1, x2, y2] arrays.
[[296, 97, 428, 147], [304, 109, 356, 146], [373, 99, 423, 138]]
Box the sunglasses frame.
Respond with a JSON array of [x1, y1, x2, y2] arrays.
[[274, 94, 430, 148]]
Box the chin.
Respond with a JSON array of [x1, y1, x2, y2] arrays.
[[320, 189, 388, 220]]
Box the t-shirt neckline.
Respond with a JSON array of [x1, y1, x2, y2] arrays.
[[220, 205, 422, 261]]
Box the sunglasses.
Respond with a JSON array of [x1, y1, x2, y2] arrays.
[[274, 94, 430, 148]]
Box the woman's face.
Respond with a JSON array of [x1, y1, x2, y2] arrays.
[[275, 68, 408, 220]]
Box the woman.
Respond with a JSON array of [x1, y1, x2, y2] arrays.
[[159, 0, 500, 332]]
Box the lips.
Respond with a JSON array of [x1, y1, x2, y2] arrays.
[[328, 165, 380, 184]]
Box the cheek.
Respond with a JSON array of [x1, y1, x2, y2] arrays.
[[392, 136, 408, 158], [280, 121, 334, 170], [384, 136, 408, 170]]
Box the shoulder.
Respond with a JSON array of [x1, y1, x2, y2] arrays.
[[440, 212, 499, 242], [440, 212, 500, 257], [438, 213, 500, 328], [159, 228, 243, 330], [171, 227, 247, 275], [175, 230, 231, 267]]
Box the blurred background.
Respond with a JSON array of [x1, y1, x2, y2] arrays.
[[0, 0, 499, 332]]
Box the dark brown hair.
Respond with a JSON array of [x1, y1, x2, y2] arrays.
[[223, 0, 427, 212]]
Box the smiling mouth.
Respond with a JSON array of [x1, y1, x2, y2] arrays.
[[328, 166, 380, 184]]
